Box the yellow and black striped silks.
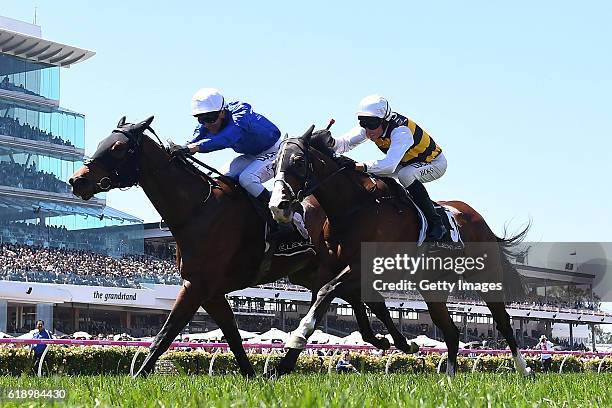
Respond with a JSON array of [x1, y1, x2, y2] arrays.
[[374, 112, 442, 165]]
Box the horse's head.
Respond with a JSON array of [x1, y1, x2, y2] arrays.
[[69, 116, 154, 200], [270, 125, 342, 223]]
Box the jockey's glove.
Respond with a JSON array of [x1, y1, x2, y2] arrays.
[[168, 142, 192, 157], [335, 155, 356, 170]]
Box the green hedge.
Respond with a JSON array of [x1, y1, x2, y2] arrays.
[[0, 347, 610, 376]]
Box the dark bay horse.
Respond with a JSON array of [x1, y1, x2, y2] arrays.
[[69, 117, 416, 377], [268, 126, 532, 377]]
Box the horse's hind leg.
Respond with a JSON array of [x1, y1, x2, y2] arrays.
[[134, 280, 202, 377], [342, 293, 391, 350], [425, 300, 460, 377], [203, 296, 256, 377], [365, 292, 419, 354], [485, 300, 532, 376]]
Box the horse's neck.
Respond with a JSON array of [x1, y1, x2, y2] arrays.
[[138, 137, 212, 229], [311, 167, 369, 222]]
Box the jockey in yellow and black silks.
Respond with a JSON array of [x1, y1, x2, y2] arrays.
[[331, 94, 448, 242]]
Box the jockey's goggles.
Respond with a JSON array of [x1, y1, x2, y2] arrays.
[[196, 110, 222, 124], [358, 116, 383, 130]]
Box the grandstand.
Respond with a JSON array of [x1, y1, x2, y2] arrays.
[[0, 16, 144, 334], [0, 15, 611, 353]]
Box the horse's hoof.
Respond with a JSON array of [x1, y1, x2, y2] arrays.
[[375, 337, 391, 350], [394, 339, 419, 354]]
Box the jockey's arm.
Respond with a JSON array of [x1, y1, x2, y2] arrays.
[[332, 126, 367, 154], [364, 127, 414, 175], [187, 124, 243, 153]]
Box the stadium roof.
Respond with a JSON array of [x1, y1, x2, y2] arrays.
[[0, 27, 94, 67]]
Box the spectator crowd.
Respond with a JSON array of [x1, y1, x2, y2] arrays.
[[0, 116, 73, 147], [0, 161, 71, 194], [0, 243, 181, 288]]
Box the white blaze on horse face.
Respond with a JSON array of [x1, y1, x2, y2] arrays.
[[270, 173, 293, 224]]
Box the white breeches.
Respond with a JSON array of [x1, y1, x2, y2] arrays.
[[221, 139, 281, 196], [397, 152, 447, 187]]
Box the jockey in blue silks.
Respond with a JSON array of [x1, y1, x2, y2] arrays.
[[183, 88, 281, 202], [170, 88, 306, 273]]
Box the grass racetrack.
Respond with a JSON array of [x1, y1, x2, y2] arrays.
[[1, 373, 610, 407]]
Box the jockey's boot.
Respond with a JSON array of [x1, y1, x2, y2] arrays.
[[406, 180, 447, 242]]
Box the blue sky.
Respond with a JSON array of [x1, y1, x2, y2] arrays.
[[3, 1, 611, 243]]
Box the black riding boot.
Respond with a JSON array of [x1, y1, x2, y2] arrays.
[[406, 180, 447, 241]]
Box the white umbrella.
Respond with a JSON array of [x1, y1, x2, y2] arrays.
[[248, 328, 289, 344], [72, 331, 92, 339], [193, 328, 257, 342], [341, 331, 369, 346], [308, 330, 343, 345], [412, 335, 447, 348], [16, 329, 38, 339]]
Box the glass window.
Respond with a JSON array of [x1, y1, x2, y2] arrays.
[[0, 54, 59, 99], [0, 101, 84, 149]]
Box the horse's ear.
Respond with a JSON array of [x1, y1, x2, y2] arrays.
[[134, 116, 154, 132], [140, 116, 154, 128], [299, 125, 315, 142], [117, 116, 127, 127]]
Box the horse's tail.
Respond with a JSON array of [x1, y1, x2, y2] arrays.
[[496, 222, 530, 302]]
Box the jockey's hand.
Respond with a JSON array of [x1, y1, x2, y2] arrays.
[[335, 156, 356, 170], [168, 142, 193, 157]]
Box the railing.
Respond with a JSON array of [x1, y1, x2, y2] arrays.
[[2, 338, 611, 377]]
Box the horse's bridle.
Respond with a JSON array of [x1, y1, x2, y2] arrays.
[[83, 126, 144, 191], [274, 136, 347, 209]]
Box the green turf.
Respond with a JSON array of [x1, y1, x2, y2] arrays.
[[0, 373, 608, 407]]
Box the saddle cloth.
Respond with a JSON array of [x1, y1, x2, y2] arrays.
[[413, 199, 464, 250], [378, 176, 463, 249], [268, 221, 315, 257]]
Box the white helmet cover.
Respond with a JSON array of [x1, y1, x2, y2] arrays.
[[356, 94, 391, 119], [191, 88, 225, 116]]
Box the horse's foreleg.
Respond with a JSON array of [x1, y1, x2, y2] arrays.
[[425, 300, 460, 377], [485, 300, 532, 376], [276, 266, 353, 376], [203, 296, 256, 377], [134, 280, 202, 378]]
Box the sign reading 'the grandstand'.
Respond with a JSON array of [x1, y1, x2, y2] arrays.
[[92, 290, 138, 303], [84, 287, 153, 305]]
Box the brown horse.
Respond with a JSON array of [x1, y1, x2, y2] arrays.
[[69, 117, 418, 377], [268, 126, 532, 377]]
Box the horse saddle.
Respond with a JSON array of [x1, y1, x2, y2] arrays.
[[377, 176, 464, 251]]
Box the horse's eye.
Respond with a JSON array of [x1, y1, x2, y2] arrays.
[[290, 154, 304, 165]]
